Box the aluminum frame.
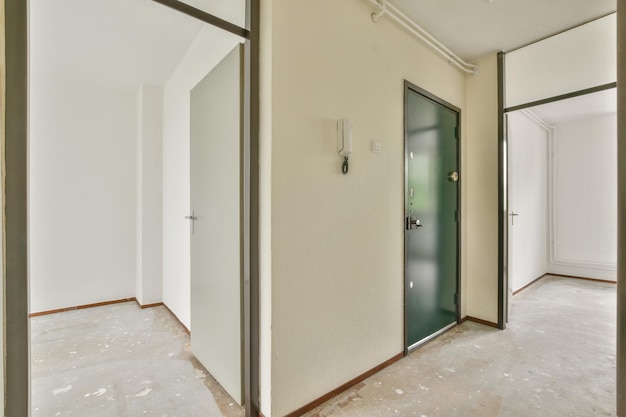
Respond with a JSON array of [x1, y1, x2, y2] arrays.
[[2, 1, 260, 415]]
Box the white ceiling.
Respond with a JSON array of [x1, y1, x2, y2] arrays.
[[31, 0, 617, 94], [181, 0, 246, 27], [29, 0, 245, 92], [391, 0, 617, 61], [528, 88, 616, 125]]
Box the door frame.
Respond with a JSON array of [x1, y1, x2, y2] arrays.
[[497, 50, 617, 330], [403, 80, 462, 354], [497, 52, 508, 329], [2, 0, 260, 416]]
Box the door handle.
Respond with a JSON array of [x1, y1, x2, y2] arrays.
[[185, 210, 197, 235], [447, 171, 459, 182], [406, 217, 422, 230], [509, 212, 519, 226]]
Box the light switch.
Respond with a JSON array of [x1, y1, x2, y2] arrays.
[[371, 140, 382, 153]]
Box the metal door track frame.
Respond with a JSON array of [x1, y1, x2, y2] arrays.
[[407, 322, 457, 353]]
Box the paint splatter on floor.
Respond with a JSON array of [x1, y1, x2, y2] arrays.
[[52, 385, 72, 395]]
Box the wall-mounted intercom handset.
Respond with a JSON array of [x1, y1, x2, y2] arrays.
[[337, 118, 352, 174]]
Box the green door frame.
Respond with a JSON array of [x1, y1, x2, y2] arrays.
[[403, 80, 462, 354]]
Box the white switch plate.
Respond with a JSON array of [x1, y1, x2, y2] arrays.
[[371, 140, 382, 153]]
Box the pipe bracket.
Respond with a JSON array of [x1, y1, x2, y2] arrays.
[[371, 0, 387, 22]]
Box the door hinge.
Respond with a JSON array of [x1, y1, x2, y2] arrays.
[[454, 293, 459, 305], [454, 126, 459, 139], [454, 210, 458, 222]]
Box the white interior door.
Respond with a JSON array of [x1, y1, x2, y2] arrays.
[[508, 116, 524, 294], [190, 44, 242, 405], [507, 112, 549, 293]]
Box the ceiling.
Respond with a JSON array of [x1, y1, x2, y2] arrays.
[[182, 0, 246, 28], [29, 0, 245, 92], [528, 88, 616, 125], [386, 0, 617, 125], [391, 0, 617, 62], [31, 0, 617, 93]]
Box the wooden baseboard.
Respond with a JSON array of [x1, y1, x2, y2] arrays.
[[139, 302, 164, 309], [29, 298, 137, 317], [29, 298, 190, 336], [258, 412, 266, 417], [284, 352, 404, 417], [513, 274, 547, 295], [162, 303, 191, 334], [512, 273, 617, 297], [548, 273, 616, 284], [461, 316, 499, 328]]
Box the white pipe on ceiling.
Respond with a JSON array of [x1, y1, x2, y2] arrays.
[[369, 0, 478, 74], [521, 109, 555, 131]]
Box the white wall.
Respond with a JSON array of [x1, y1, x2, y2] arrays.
[[161, 25, 242, 329], [29, 79, 137, 312], [268, 0, 466, 415], [464, 53, 500, 322], [549, 113, 617, 280], [506, 14, 616, 108], [136, 84, 164, 305], [507, 111, 549, 291]]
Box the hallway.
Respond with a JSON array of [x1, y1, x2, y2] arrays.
[[305, 276, 616, 417]]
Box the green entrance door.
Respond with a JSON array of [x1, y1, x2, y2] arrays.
[[405, 82, 460, 351]]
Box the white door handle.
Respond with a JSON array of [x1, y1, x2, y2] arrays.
[[185, 210, 197, 235]]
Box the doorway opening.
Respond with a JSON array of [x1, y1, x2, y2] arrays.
[[23, 0, 259, 415], [404, 81, 461, 353], [505, 87, 617, 308]]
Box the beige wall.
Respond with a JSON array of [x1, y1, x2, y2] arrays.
[[268, 0, 466, 415], [463, 53, 500, 322]]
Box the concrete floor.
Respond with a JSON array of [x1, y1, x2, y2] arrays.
[[31, 276, 616, 417], [31, 302, 244, 417], [304, 275, 617, 417]]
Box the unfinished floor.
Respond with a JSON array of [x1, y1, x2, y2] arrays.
[[31, 275, 616, 417], [30, 302, 243, 417], [304, 275, 616, 417]]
